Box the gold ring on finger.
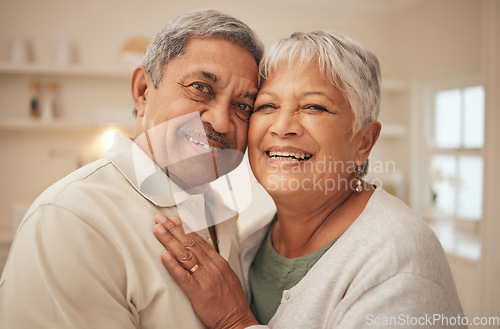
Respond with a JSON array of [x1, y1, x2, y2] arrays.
[[190, 264, 199, 273]]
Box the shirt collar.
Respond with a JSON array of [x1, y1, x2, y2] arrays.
[[102, 133, 238, 226], [102, 132, 190, 207]]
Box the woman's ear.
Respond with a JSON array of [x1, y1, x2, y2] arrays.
[[354, 121, 381, 164], [131, 66, 150, 118]]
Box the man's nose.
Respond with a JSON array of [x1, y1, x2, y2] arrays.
[[200, 99, 234, 134]]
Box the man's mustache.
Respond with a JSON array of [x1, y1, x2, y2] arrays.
[[179, 123, 236, 149]]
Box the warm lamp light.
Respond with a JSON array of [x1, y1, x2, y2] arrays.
[[100, 129, 116, 151]]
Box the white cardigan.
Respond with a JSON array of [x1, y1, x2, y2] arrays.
[[241, 188, 466, 329]]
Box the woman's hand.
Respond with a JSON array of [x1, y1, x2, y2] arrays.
[[153, 214, 259, 329]]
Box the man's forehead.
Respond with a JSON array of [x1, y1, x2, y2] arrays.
[[181, 38, 258, 75]]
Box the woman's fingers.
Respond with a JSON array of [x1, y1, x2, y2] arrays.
[[153, 214, 214, 273], [157, 214, 216, 257], [153, 216, 199, 273], [153, 213, 259, 328], [160, 250, 202, 296]]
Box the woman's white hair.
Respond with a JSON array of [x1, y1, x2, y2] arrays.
[[259, 31, 381, 134]]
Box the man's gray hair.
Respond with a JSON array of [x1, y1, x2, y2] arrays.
[[259, 31, 381, 134], [143, 9, 264, 88]]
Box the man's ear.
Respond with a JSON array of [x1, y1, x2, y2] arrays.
[[354, 121, 381, 165], [131, 66, 150, 118]]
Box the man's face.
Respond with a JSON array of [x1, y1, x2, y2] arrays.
[[134, 37, 259, 190]]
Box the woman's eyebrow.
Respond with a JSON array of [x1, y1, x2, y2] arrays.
[[302, 91, 336, 104], [255, 91, 277, 98]]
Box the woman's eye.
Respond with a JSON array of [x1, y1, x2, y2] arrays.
[[304, 105, 328, 113], [254, 104, 276, 113]]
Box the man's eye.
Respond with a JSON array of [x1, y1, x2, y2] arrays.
[[236, 103, 253, 113], [232, 103, 253, 123], [191, 83, 211, 94]]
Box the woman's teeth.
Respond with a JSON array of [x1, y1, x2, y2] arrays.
[[187, 136, 222, 152], [267, 151, 312, 161]]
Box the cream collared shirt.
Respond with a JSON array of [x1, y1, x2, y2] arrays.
[[0, 133, 242, 329]]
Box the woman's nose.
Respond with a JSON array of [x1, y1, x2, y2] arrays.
[[269, 108, 303, 138]]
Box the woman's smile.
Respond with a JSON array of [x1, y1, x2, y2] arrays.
[[265, 145, 314, 167]]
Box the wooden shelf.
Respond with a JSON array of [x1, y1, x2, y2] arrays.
[[0, 119, 405, 138], [0, 118, 134, 132], [0, 62, 133, 79], [0, 62, 407, 91]]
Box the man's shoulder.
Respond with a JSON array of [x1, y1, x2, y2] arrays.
[[33, 158, 114, 203], [16, 156, 147, 245], [22, 158, 132, 225]]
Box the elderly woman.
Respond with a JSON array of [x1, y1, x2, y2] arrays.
[[153, 31, 465, 328]]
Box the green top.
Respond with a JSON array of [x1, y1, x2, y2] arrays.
[[248, 218, 340, 324]]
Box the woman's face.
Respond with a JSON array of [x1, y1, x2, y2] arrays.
[[248, 62, 359, 198]]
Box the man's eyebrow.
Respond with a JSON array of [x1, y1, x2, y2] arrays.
[[242, 92, 258, 101], [201, 71, 218, 83], [184, 70, 218, 83]]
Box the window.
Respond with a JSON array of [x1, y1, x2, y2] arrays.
[[428, 85, 485, 222]]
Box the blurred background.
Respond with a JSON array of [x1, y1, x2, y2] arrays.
[[0, 0, 498, 326]]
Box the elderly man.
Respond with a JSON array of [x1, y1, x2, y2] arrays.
[[0, 9, 263, 328]]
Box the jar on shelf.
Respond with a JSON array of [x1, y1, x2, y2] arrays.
[[29, 80, 40, 119], [41, 81, 57, 122]]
